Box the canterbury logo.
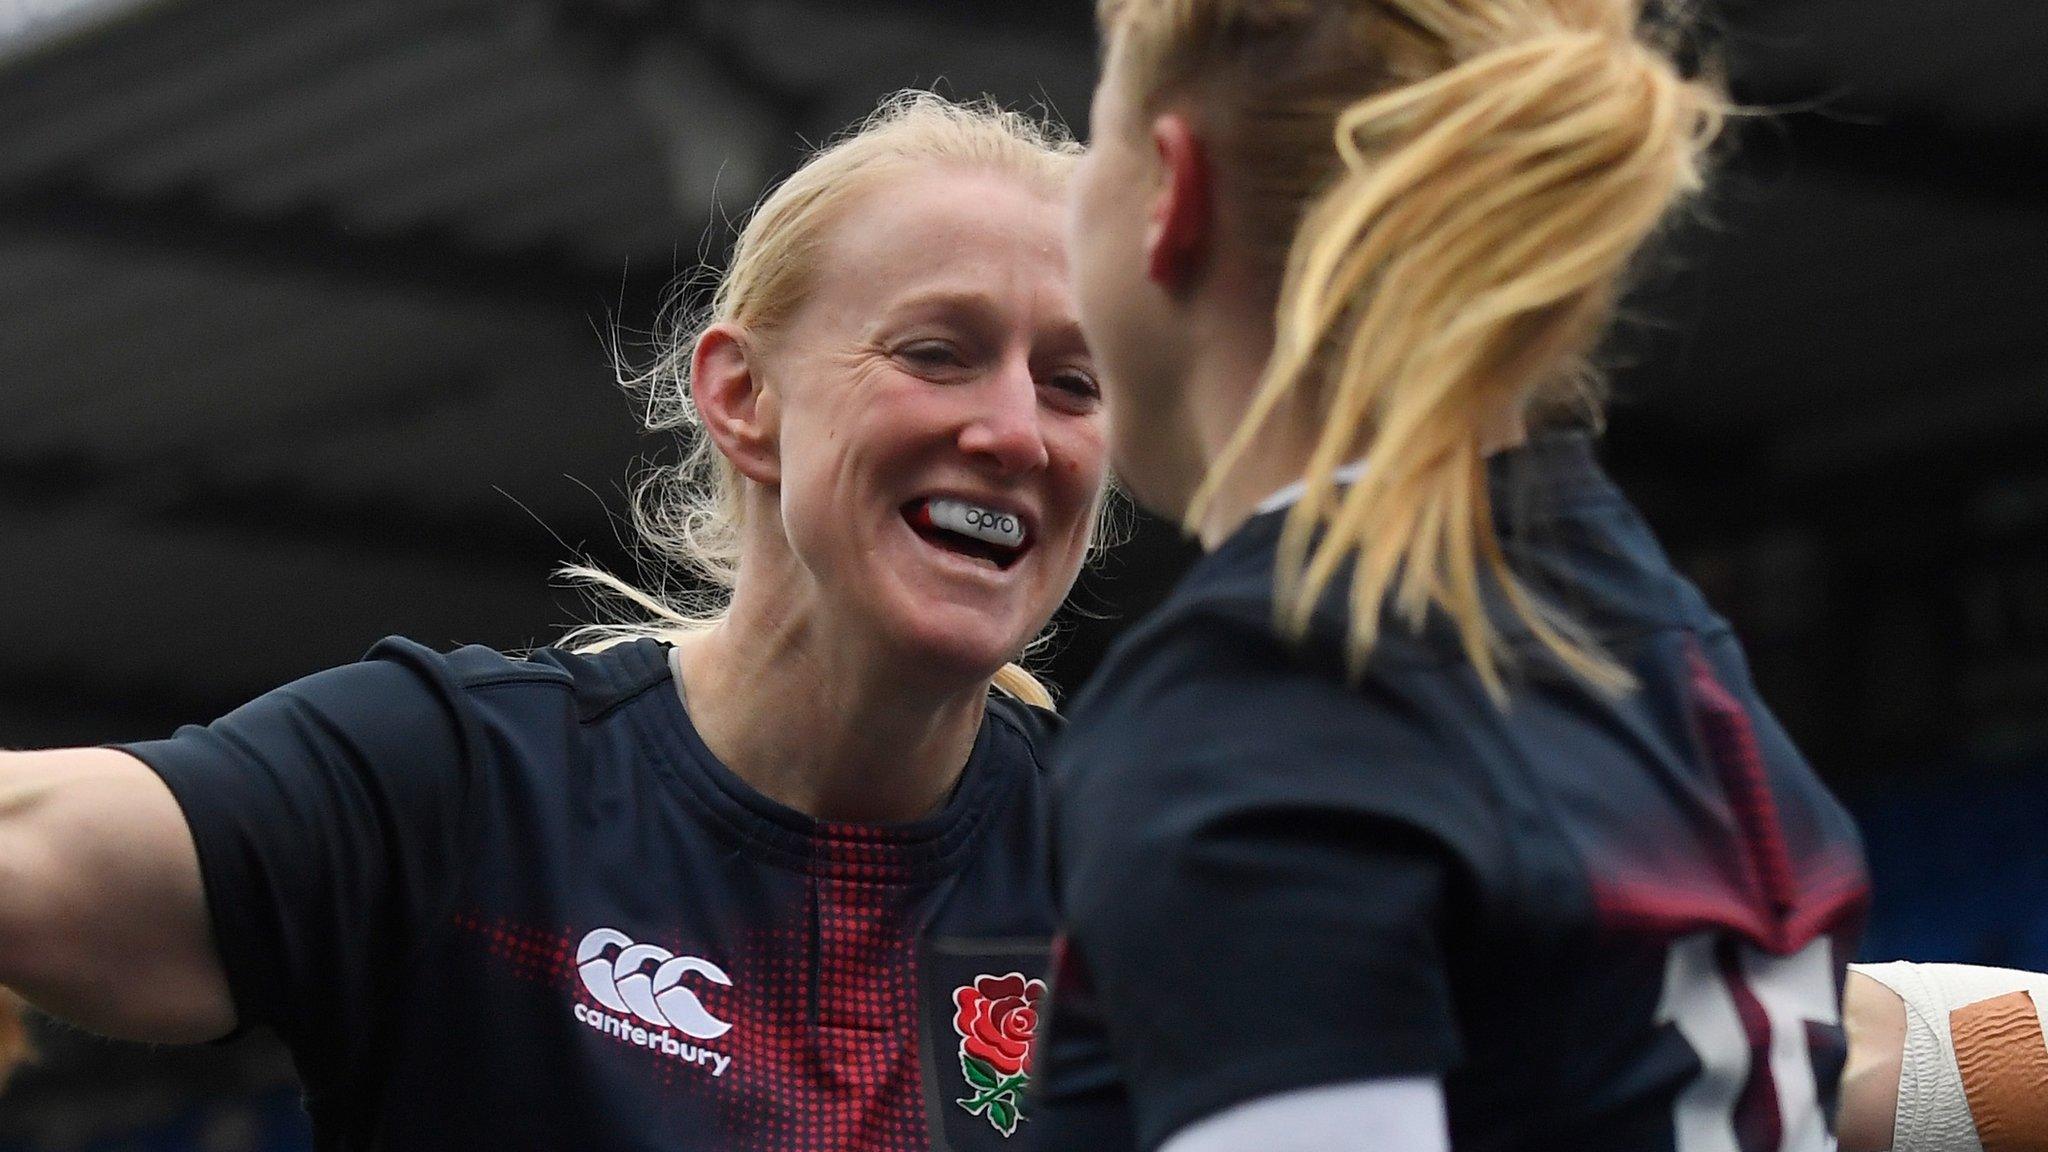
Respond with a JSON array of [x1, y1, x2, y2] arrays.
[[575, 927, 733, 1040]]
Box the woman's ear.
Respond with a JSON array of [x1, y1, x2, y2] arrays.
[[690, 323, 780, 486], [1146, 110, 1214, 292]]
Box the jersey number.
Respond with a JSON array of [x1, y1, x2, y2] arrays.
[[1657, 933, 1842, 1152]]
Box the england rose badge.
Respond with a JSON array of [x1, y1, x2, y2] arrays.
[[950, 972, 1044, 1137]]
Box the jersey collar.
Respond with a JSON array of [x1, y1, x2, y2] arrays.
[[1253, 458, 1371, 516]]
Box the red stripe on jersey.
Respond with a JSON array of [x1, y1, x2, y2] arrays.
[[713, 827, 931, 1152], [1686, 644, 1799, 928]]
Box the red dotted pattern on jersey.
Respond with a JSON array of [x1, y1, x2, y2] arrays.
[[454, 912, 736, 1098], [453, 911, 578, 986], [452, 824, 940, 1152], [713, 824, 932, 1152]]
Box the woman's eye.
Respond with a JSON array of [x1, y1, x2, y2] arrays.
[[899, 342, 965, 370], [1046, 369, 1101, 404]]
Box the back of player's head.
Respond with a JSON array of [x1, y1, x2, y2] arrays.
[[565, 91, 1087, 707], [1099, 0, 1724, 696]]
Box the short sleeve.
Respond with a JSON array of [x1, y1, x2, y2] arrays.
[[1047, 612, 1495, 1151], [117, 638, 477, 1083]]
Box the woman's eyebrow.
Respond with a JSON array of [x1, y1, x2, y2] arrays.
[[870, 288, 1089, 356], [1035, 319, 1091, 360], [878, 287, 1008, 321], [862, 289, 1011, 347]]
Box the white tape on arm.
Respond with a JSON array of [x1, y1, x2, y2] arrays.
[[1851, 962, 2048, 1152]]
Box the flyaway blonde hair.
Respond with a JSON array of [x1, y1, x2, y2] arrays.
[[1100, 0, 1725, 697], [560, 91, 1092, 709]]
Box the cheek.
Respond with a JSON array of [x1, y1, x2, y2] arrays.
[[1077, 151, 1140, 260], [1102, 321, 1179, 432], [1051, 423, 1110, 520], [783, 382, 904, 502], [772, 423, 867, 566], [1071, 408, 1110, 467], [1072, 226, 1119, 313], [1068, 167, 1117, 289], [1068, 161, 1101, 249]]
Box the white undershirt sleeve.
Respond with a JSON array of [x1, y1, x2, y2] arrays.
[[1158, 1077, 1450, 1152]]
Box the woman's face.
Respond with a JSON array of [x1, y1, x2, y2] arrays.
[[759, 166, 1107, 685], [1069, 43, 1203, 519]]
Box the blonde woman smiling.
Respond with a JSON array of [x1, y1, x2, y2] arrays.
[[0, 93, 1104, 1152]]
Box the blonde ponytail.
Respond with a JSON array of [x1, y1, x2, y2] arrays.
[[1104, 0, 1725, 699], [992, 664, 1058, 709]]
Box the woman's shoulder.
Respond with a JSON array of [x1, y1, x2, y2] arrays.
[[1055, 546, 1508, 865], [985, 692, 1062, 737], [1074, 548, 1447, 735], [982, 693, 1064, 778], [332, 635, 677, 732]]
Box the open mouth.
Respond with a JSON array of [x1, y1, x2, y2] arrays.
[[903, 497, 1031, 571]]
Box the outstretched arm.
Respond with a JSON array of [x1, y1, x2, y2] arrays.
[[1840, 969, 1908, 1152], [1840, 961, 2048, 1152], [0, 749, 234, 1044]]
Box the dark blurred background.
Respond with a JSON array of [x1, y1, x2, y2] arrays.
[[1, 0, 2044, 1147]]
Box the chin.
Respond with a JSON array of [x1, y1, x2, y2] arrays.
[[897, 635, 1028, 695], [877, 603, 1037, 694], [857, 542, 1059, 692]]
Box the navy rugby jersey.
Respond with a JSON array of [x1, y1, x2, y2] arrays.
[[122, 638, 1061, 1151], [1031, 431, 1871, 1152]]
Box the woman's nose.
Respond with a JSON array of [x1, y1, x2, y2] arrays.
[[958, 360, 1051, 475]]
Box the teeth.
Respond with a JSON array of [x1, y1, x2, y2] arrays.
[[922, 498, 1027, 550]]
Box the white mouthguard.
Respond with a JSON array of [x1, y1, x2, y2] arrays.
[[924, 498, 1027, 550]]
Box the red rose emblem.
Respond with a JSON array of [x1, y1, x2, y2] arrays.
[[951, 972, 1046, 1136], [952, 972, 1044, 1077]]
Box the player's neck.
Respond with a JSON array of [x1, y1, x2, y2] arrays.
[[1171, 306, 1314, 550], [1178, 309, 1531, 549], [672, 607, 986, 825]]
